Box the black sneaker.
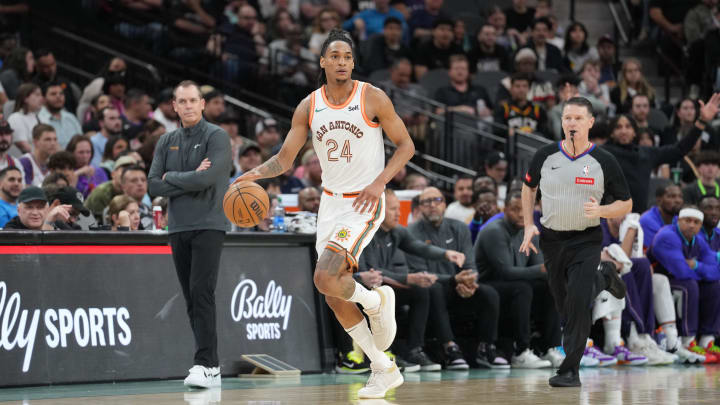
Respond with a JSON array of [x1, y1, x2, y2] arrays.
[[476, 342, 510, 369], [600, 261, 626, 299], [394, 356, 421, 373], [335, 350, 370, 374], [549, 369, 581, 387], [444, 344, 469, 370], [406, 347, 442, 371]]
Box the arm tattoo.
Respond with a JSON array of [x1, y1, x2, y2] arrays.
[[256, 155, 285, 178]]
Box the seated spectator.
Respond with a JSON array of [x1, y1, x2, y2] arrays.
[[406, 187, 508, 369], [41, 172, 69, 189], [684, 0, 717, 46], [309, 8, 341, 56], [202, 89, 226, 125], [209, 4, 265, 82], [562, 22, 599, 74], [504, 0, 534, 45], [32, 49, 79, 113], [81, 94, 111, 133], [7, 82, 42, 157], [47, 151, 77, 189], [662, 99, 719, 150], [486, 6, 515, 50], [361, 17, 412, 75], [18, 124, 59, 187], [84, 155, 136, 221], [343, 0, 407, 41], [473, 175, 498, 195], [497, 49, 555, 110], [434, 55, 493, 120], [106, 194, 141, 231], [630, 94, 662, 142], [298, 186, 321, 213], [524, 17, 568, 73], [698, 195, 720, 251], [76, 56, 127, 122], [103, 73, 127, 117], [610, 58, 656, 114], [119, 164, 152, 229], [683, 152, 720, 205], [265, 24, 317, 86], [300, 150, 322, 189], [0, 47, 34, 101], [99, 136, 130, 176], [649, 0, 695, 79], [469, 188, 502, 243], [152, 196, 168, 230], [452, 19, 471, 53], [379, 58, 429, 142], [2, 186, 71, 231], [121, 89, 152, 141], [153, 88, 179, 132], [257, 177, 281, 195], [578, 59, 612, 116], [0, 119, 25, 179], [232, 142, 263, 182], [444, 174, 474, 223], [45, 186, 90, 230], [279, 164, 305, 194], [596, 35, 621, 87], [475, 191, 561, 368], [468, 24, 511, 73], [640, 182, 683, 247], [0, 167, 22, 227], [38, 82, 82, 149], [412, 17, 463, 80], [255, 118, 282, 160], [91, 107, 123, 167], [408, 0, 446, 43], [133, 120, 165, 160], [402, 173, 429, 190], [648, 206, 720, 359], [494, 73, 549, 139]]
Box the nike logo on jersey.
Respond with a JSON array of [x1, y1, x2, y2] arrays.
[[551, 166, 561, 170], [445, 238, 454, 244], [315, 107, 327, 113]]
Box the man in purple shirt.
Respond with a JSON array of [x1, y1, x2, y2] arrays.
[[639, 182, 683, 247], [698, 195, 720, 253]]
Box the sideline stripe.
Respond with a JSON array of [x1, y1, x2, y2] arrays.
[[0, 245, 172, 255]]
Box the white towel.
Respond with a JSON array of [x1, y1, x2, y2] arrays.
[[618, 213, 643, 258]]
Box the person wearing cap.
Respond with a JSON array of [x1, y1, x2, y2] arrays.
[[230, 142, 262, 184], [45, 185, 90, 230], [648, 205, 720, 362], [683, 151, 720, 205], [494, 72, 550, 140], [202, 89, 225, 125], [255, 118, 281, 160], [37, 81, 83, 149], [2, 186, 73, 230], [596, 35, 621, 87], [84, 154, 136, 220], [498, 48, 555, 110], [153, 88, 179, 132], [0, 167, 22, 228], [0, 118, 26, 181]]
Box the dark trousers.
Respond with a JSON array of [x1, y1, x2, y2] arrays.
[[540, 226, 607, 374], [427, 281, 500, 345], [169, 230, 225, 367], [670, 278, 720, 337], [622, 258, 656, 335]]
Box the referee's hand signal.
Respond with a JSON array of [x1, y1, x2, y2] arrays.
[[519, 224, 540, 256]]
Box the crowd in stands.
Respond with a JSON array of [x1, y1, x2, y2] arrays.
[[2, 0, 720, 376]]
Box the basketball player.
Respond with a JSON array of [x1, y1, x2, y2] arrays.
[[234, 29, 414, 398]]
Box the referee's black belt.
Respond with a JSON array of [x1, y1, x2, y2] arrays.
[[540, 225, 601, 241]]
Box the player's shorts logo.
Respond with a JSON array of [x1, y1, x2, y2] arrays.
[[335, 228, 351, 242]]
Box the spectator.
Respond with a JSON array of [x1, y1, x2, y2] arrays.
[[66, 134, 108, 198], [685, 0, 718, 46], [610, 58, 657, 114], [233, 142, 263, 181], [578, 59, 612, 115], [408, 0, 446, 42], [153, 88, 179, 132], [300, 149, 322, 189], [444, 174, 474, 223], [504, 0, 535, 38], [119, 164, 152, 230], [44, 186, 90, 230], [497, 48, 555, 110], [562, 22, 599, 74], [202, 89, 225, 125], [545, 14, 565, 50], [640, 182, 684, 247], [37, 82, 82, 149], [266, 24, 317, 86], [475, 191, 560, 368], [434, 55, 493, 120], [300, 0, 351, 28], [41, 172, 69, 189], [412, 17, 463, 80], [361, 17, 412, 75], [487, 6, 514, 50], [7, 83, 42, 157], [402, 173, 428, 190], [102, 72, 127, 117], [0, 119, 24, 180], [81, 94, 111, 133], [524, 17, 568, 73], [469, 187, 503, 241], [84, 155, 136, 221], [473, 174, 497, 195], [99, 136, 129, 177], [209, 4, 265, 82], [0, 46, 33, 100], [468, 24, 512, 73], [649, 0, 696, 75], [32, 49, 79, 113], [122, 89, 152, 141], [310, 8, 341, 56], [343, 0, 407, 41], [298, 186, 321, 213], [0, 166, 21, 227], [699, 195, 720, 250], [453, 19, 471, 53], [76, 57, 127, 121], [548, 74, 579, 140], [379, 58, 429, 137], [18, 124, 59, 187], [596, 35, 621, 87], [106, 194, 141, 231], [630, 94, 662, 140], [648, 205, 720, 358], [406, 187, 508, 369], [683, 151, 720, 205], [92, 106, 124, 167], [134, 120, 166, 161], [2, 186, 71, 231], [47, 151, 77, 189], [494, 73, 549, 139], [482, 152, 508, 205], [662, 99, 719, 150]]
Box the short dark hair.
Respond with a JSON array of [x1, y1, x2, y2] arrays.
[[531, 17, 552, 30], [98, 106, 118, 121], [390, 57, 412, 70], [655, 181, 680, 198], [173, 80, 201, 99], [34, 48, 53, 59], [510, 72, 532, 85], [555, 74, 581, 89], [695, 151, 720, 167], [124, 88, 148, 108], [32, 123, 55, 141], [564, 97, 594, 117], [41, 80, 63, 97], [505, 190, 522, 207], [121, 164, 146, 182], [433, 17, 454, 29], [48, 151, 76, 170], [472, 188, 497, 204], [384, 17, 402, 28], [631, 93, 650, 105], [0, 166, 21, 180], [42, 173, 69, 189], [698, 194, 719, 209]]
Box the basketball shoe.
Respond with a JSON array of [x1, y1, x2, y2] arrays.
[[385, 351, 420, 373], [511, 348, 553, 368], [364, 286, 396, 351], [705, 341, 720, 362], [688, 341, 717, 364], [406, 347, 441, 371], [336, 350, 370, 374], [668, 342, 704, 364], [184, 365, 221, 388], [357, 360, 404, 399], [541, 347, 566, 368], [584, 339, 617, 366], [609, 343, 648, 366]]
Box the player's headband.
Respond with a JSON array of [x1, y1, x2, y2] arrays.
[[679, 208, 704, 222]]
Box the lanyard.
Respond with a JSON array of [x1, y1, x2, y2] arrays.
[[697, 179, 720, 198]]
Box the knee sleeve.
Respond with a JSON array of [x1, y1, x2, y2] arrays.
[[652, 274, 676, 324]]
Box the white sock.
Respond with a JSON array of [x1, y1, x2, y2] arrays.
[[662, 323, 679, 350], [627, 322, 641, 348], [348, 282, 381, 310], [699, 335, 715, 349], [681, 336, 695, 347], [603, 317, 622, 352], [345, 318, 392, 369], [652, 274, 675, 324]]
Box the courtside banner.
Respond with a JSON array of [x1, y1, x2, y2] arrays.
[[0, 233, 320, 386]]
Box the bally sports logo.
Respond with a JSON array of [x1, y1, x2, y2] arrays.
[[230, 279, 292, 341], [0, 281, 132, 373]]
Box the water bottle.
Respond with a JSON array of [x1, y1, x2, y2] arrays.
[[272, 197, 286, 233]]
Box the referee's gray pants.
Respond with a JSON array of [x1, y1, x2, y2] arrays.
[[540, 225, 608, 374]]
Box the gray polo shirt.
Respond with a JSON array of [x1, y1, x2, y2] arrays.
[[524, 141, 630, 231]]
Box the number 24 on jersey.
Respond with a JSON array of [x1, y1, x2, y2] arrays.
[[326, 139, 353, 163]]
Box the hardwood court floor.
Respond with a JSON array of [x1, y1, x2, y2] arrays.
[[1, 365, 719, 404]]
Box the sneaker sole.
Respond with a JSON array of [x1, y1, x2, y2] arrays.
[[335, 366, 370, 374], [420, 364, 442, 372], [445, 364, 470, 370], [184, 379, 220, 388], [357, 373, 404, 399], [372, 286, 397, 352], [401, 364, 420, 373]]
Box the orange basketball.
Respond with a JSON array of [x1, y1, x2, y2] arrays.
[[223, 181, 270, 228]]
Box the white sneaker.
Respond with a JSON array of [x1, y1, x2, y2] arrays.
[[184, 387, 221, 404], [184, 365, 221, 388], [670, 344, 705, 364], [580, 354, 600, 367], [357, 360, 404, 399], [541, 347, 565, 368], [511, 348, 552, 368], [630, 343, 670, 366], [364, 286, 396, 352], [639, 335, 676, 365]]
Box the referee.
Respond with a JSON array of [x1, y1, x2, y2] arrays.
[[519, 97, 631, 387], [148, 80, 232, 388]]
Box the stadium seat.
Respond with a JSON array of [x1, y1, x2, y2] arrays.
[[419, 69, 451, 99]]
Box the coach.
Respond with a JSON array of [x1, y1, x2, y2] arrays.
[[148, 80, 232, 388], [519, 97, 630, 387]]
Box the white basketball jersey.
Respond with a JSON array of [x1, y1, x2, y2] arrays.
[[309, 81, 385, 193]]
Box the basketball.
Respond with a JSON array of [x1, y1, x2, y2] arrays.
[[223, 181, 270, 227]]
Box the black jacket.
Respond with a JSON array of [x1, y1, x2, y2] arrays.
[[474, 217, 545, 282], [406, 218, 476, 284]]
